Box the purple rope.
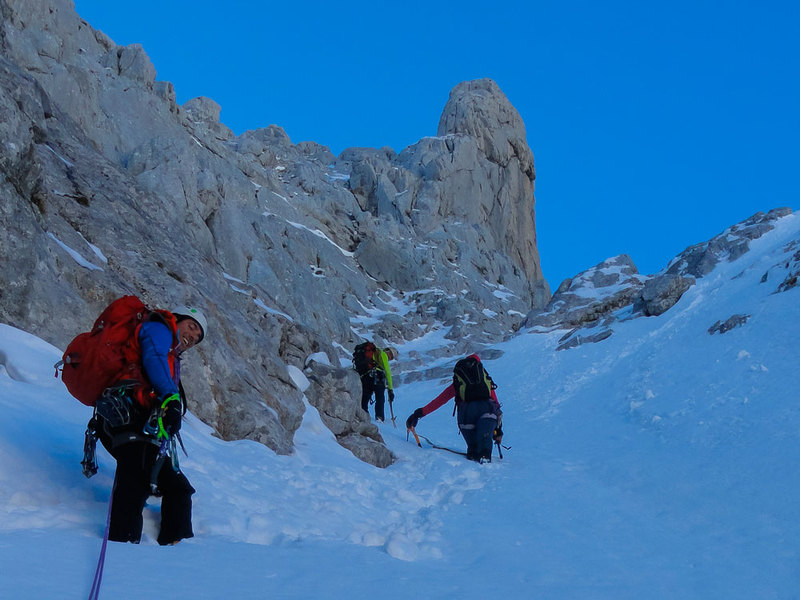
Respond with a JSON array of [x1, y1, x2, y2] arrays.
[[88, 474, 115, 600]]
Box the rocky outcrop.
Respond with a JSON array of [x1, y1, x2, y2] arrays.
[[525, 255, 645, 331], [0, 0, 549, 465], [524, 209, 796, 350], [773, 242, 800, 293], [556, 326, 614, 352], [664, 208, 793, 278], [708, 314, 750, 335], [522, 255, 644, 351], [630, 208, 793, 317], [303, 361, 395, 468]]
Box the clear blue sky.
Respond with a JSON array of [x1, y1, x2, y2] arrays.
[[73, 0, 799, 290]]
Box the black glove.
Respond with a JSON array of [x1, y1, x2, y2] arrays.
[[493, 425, 503, 444], [158, 393, 183, 439], [388, 389, 395, 403], [406, 408, 424, 430]]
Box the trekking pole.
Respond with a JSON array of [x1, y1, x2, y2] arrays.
[[88, 473, 116, 600]]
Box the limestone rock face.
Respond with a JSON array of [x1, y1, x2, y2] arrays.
[[0, 0, 550, 466], [436, 79, 540, 282], [333, 78, 551, 368]]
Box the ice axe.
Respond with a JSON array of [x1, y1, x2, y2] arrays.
[[493, 427, 508, 459], [407, 425, 422, 447]]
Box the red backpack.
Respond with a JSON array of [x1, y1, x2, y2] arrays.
[[352, 341, 377, 375], [56, 296, 151, 406]]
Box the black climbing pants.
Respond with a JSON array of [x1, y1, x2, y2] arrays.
[[100, 433, 195, 545], [360, 369, 387, 421]]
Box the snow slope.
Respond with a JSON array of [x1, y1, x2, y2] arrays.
[[1, 213, 798, 599]]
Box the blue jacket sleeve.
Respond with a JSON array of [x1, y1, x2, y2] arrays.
[[138, 321, 179, 399]]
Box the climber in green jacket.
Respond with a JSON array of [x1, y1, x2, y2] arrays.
[[353, 342, 397, 423]]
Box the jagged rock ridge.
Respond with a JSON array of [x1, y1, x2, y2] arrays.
[[523, 208, 796, 351]]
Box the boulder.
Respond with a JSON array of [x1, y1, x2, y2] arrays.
[[303, 361, 396, 468], [633, 274, 695, 317]]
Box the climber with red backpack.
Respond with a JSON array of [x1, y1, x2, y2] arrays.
[[406, 354, 503, 462], [352, 341, 398, 424], [57, 295, 208, 545]]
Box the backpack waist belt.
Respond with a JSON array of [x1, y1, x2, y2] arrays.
[[110, 431, 162, 450]]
